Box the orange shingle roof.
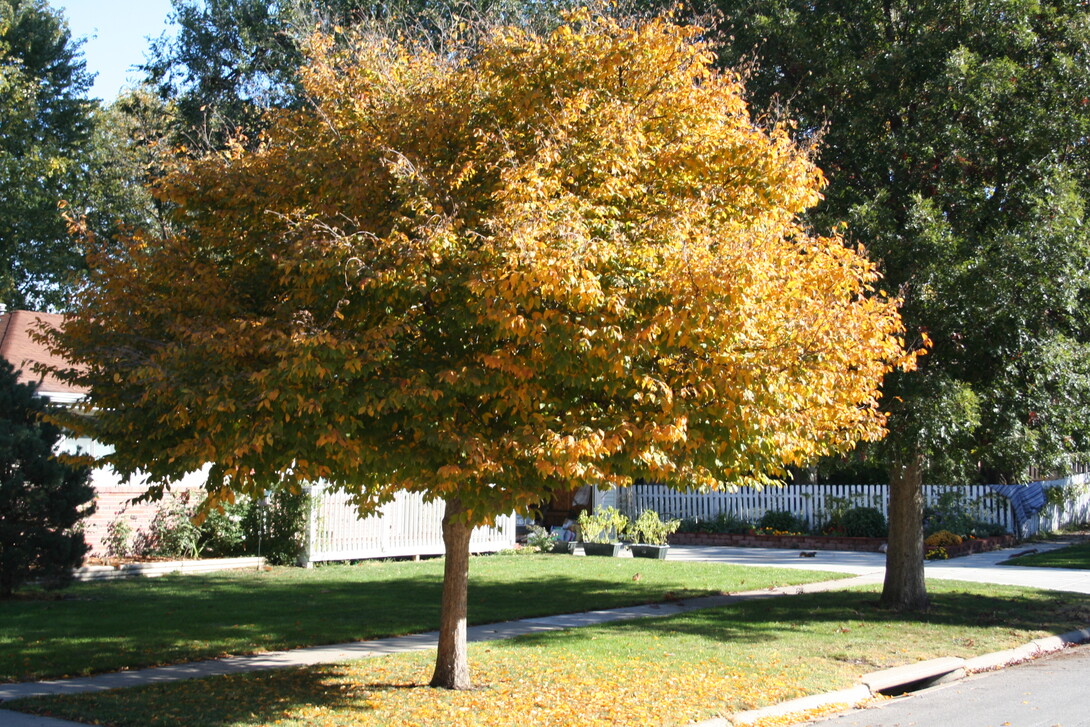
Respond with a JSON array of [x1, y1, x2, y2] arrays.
[[0, 310, 87, 396]]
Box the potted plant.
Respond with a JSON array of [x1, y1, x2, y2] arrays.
[[625, 509, 680, 559], [577, 506, 629, 556]]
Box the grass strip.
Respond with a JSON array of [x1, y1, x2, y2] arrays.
[[1000, 541, 1090, 569], [11, 580, 1089, 727], [0, 554, 840, 683]]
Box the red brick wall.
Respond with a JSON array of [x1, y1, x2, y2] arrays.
[[81, 487, 201, 558]]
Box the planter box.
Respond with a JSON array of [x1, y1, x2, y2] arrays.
[[582, 542, 623, 557], [550, 541, 577, 554], [630, 544, 669, 560], [73, 556, 266, 581]]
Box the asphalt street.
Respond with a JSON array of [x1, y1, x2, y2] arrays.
[[806, 643, 1090, 727]]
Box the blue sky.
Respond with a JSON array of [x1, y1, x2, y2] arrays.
[[54, 0, 177, 100]]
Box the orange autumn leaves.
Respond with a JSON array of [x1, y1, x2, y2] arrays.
[[56, 647, 815, 727], [54, 10, 913, 519]]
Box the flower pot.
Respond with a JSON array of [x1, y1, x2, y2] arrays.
[[550, 540, 576, 554], [581, 542, 623, 557], [630, 544, 669, 560]]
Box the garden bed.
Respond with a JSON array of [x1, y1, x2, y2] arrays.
[[928, 534, 1016, 559], [73, 556, 266, 581], [670, 532, 887, 552], [670, 532, 1017, 558]]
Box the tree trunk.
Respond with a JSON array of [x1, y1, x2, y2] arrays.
[[880, 453, 930, 611], [430, 497, 473, 690]]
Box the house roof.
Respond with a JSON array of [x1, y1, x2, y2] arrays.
[[0, 309, 87, 400]]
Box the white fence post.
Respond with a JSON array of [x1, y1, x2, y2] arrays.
[[299, 484, 317, 568]]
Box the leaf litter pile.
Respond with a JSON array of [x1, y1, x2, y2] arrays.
[[18, 646, 812, 727]]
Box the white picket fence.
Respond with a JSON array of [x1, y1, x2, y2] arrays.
[[619, 482, 1015, 532], [299, 487, 516, 566]]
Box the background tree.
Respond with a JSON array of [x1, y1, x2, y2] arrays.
[[0, 359, 94, 598], [698, 0, 1090, 609], [142, 0, 574, 150], [73, 87, 173, 245], [0, 0, 96, 310], [50, 11, 910, 687]]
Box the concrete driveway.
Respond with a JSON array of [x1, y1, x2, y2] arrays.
[[664, 542, 1090, 594]]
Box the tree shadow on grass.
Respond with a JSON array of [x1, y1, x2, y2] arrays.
[[2, 559, 781, 682]]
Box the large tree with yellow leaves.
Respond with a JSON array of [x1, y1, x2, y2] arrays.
[[49, 11, 910, 688]]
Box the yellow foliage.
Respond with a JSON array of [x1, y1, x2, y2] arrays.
[[50, 9, 913, 520], [924, 530, 964, 548]]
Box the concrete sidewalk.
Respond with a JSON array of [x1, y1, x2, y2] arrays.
[[1, 540, 1085, 727]]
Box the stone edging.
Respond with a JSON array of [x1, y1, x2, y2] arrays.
[[73, 556, 266, 581]]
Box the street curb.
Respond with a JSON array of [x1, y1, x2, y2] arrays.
[[964, 626, 1090, 673], [700, 624, 1090, 726], [726, 686, 872, 726]]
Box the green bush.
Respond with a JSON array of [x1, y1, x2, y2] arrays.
[[198, 500, 249, 557], [758, 509, 807, 534], [104, 516, 134, 558], [137, 497, 201, 559], [678, 511, 752, 534], [924, 490, 1008, 538], [967, 521, 1007, 537], [242, 489, 309, 565], [839, 506, 887, 538], [122, 490, 308, 564], [819, 494, 856, 534]]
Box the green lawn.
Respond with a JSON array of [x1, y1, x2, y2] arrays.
[[11, 580, 1088, 727], [1001, 541, 1090, 569], [0, 554, 841, 683]]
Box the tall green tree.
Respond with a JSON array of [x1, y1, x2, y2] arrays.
[[75, 87, 175, 240], [0, 0, 95, 310], [702, 0, 1090, 609]]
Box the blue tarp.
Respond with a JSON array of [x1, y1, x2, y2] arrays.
[[989, 482, 1047, 527]]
